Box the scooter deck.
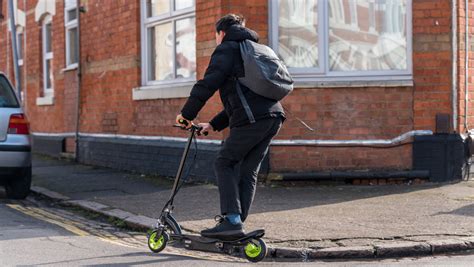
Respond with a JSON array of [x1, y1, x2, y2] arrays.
[[181, 229, 265, 244], [170, 229, 265, 255]]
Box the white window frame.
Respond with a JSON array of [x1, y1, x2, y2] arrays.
[[64, 0, 78, 69], [42, 15, 54, 96], [269, 0, 413, 86], [140, 0, 196, 88], [16, 26, 24, 67]]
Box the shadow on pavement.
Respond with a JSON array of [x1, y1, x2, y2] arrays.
[[433, 203, 474, 217], [31, 154, 452, 222]]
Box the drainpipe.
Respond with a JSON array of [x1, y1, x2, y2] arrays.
[[464, 0, 470, 132], [74, 0, 82, 161], [452, 0, 458, 132], [8, 0, 21, 101], [22, 0, 26, 112]]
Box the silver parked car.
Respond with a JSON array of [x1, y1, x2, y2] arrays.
[[0, 73, 31, 199]]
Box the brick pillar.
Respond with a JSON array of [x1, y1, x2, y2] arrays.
[[412, 0, 454, 132]]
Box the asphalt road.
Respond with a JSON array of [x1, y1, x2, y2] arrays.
[[0, 191, 474, 266]]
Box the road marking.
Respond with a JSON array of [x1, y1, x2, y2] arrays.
[[6, 203, 244, 262], [6, 204, 90, 236], [6, 204, 143, 249]]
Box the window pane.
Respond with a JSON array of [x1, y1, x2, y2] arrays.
[[148, 22, 173, 81], [45, 59, 53, 89], [68, 27, 79, 64], [147, 0, 170, 17], [278, 0, 319, 68], [45, 23, 52, 53], [176, 18, 196, 79], [67, 8, 77, 22], [175, 0, 193, 10], [329, 0, 407, 71]]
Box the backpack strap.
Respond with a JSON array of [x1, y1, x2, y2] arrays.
[[235, 80, 256, 124]]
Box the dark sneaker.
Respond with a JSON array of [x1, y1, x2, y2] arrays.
[[201, 215, 244, 240]]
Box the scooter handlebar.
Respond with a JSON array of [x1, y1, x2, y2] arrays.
[[173, 123, 208, 136]]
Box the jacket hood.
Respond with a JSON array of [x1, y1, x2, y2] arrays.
[[222, 25, 259, 43]]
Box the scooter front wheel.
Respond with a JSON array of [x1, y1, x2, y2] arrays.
[[244, 238, 267, 262], [148, 230, 169, 253]]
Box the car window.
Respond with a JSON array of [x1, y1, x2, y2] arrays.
[[0, 76, 19, 108]]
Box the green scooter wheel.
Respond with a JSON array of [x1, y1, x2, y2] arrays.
[[244, 238, 267, 262], [148, 230, 169, 253]]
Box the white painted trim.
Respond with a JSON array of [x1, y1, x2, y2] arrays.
[[61, 63, 78, 72], [64, 0, 77, 9], [271, 130, 433, 146], [35, 0, 56, 22], [293, 77, 414, 88], [42, 16, 53, 95], [15, 9, 26, 28], [16, 29, 24, 64], [31, 130, 433, 147], [132, 83, 193, 100], [36, 95, 54, 106], [64, 3, 78, 68], [79, 133, 222, 145], [32, 132, 75, 137]]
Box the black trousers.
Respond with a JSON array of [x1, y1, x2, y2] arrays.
[[214, 117, 282, 222]]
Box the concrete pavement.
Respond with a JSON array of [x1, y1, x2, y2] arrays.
[[31, 155, 474, 259], [2, 194, 474, 266]]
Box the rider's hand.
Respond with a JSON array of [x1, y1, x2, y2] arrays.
[[176, 114, 192, 129], [197, 123, 212, 136]]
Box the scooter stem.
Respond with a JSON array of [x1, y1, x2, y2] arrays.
[[168, 127, 196, 207]]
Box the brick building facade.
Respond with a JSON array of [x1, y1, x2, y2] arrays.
[[0, 0, 472, 182]]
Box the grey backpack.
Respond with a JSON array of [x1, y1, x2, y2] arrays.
[[235, 39, 293, 123]]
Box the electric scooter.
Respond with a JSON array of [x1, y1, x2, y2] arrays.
[[147, 122, 267, 262]]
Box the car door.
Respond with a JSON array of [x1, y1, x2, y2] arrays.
[[0, 74, 20, 142]]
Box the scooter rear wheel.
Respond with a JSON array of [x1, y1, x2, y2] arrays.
[[148, 230, 169, 253], [244, 238, 267, 262]]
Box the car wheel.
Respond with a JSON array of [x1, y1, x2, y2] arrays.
[[5, 167, 32, 199]]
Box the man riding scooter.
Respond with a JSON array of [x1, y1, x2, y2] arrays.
[[176, 14, 285, 239]]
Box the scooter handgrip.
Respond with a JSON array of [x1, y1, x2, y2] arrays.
[[179, 119, 189, 126]]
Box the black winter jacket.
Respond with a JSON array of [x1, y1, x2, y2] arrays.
[[180, 25, 285, 131]]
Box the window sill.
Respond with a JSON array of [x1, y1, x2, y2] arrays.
[[61, 64, 78, 73], [292, 77, 414, 88], [36, 95, 54, 106], [132, 82, 194, 100]]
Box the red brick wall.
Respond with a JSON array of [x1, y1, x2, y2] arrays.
[[272, 87, 413, 172], [1, 0, 79, 135], [78, 0, 141, 135], [269, 0, 456, 172], [0, 1, 461, 173], [269, 0, 454, 172], [0, 0, 13, 82]]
